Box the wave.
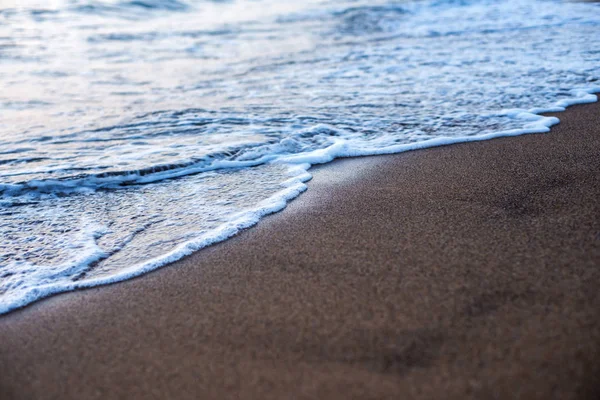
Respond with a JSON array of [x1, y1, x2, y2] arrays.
[[0, 121, 343, 197], [2, 88, 598, 199], [334, 5, 409, 35], [69, 0, 191, 19], [1, 90, 598, 314], [0, 163, 312, 315]]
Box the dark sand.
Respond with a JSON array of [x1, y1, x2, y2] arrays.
[[1, 101, 599, 399]]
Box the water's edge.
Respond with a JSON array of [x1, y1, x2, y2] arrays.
[[2, 88, 597, 315]]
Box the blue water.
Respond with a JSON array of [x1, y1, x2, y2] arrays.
[[1, 0, 599, 313]]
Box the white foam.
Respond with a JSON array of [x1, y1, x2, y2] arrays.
[[1, 89, 597, 314], [0, 166, 311, 314]]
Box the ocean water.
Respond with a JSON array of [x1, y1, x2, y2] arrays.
[[1, 0, 599, 313]]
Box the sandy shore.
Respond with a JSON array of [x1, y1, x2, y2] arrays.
[[1, 101, 599, 399]]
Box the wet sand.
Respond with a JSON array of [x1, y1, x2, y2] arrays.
[[1, 101, 599, 399]]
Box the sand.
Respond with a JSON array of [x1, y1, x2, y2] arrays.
[[0, 101, 599, 400]]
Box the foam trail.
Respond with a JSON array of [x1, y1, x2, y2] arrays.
[[279, 90, 598, 164], [1, 90, 597, 314], [0, 166, 312, 314]]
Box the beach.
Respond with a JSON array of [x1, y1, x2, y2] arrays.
[[0, 100, 598, 399]]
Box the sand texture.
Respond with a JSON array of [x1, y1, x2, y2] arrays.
[[0, 102, 599, 399]]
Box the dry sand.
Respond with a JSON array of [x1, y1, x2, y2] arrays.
[[0, 101, 599, 399]]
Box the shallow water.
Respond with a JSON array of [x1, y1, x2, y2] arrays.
[[1, 0, 599, 313]]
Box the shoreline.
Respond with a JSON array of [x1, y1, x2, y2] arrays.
[[2, 91, 598, 315], [1, 101, 600, 399]]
